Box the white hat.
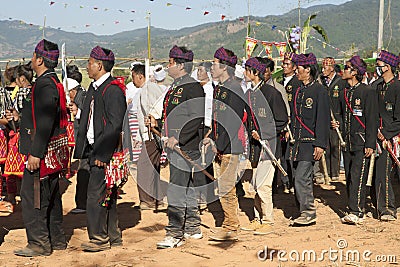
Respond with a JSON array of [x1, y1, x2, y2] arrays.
[[67, 78, 79, 91], [235, 65, 245, 80], [153, 64, 166, 81], [130, 61, 144, 70]]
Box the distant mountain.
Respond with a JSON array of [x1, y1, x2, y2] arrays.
[[0, 0, 398, 62]]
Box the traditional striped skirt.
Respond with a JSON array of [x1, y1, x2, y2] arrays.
[[4, 131, 26, 178]]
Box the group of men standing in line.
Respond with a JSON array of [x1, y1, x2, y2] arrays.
[[7, 38, 400, 256]]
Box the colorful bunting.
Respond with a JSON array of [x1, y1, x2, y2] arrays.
[[245, 37, 258, 59]]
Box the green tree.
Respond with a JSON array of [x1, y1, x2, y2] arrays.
[[300, 14, 329, 54]]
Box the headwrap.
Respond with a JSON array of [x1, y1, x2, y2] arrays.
[[214, 47, 238, 66], [153, 64, 166, 81], [377, 50, 400, 67], [169, 45, 194, 61], [295, 53, 317, 66], [34, 39, 59, 62], [130, 61, 144, 70], [349, 56, 367, 75], [283, 52, 297, 62], [245, 57, 267, 74], [90, 46, 115, 61], [322, 57, 336, 66], [67, 78, 79, 91]]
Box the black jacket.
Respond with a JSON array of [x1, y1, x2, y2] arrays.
[[162, 74, 205, 152], [288, 81, 330, 162], [283, 75, 302, 105], [377, 78, 400, 140], [322, 74, 348, 126], [339, 83, 378, 151], [20, 70, 65, 157], [245, 82, 288, 165], [74, 76, 127, 163], [212, 77, 245, 155]]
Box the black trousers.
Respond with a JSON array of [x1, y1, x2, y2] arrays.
[[165, 150, 201, 238], [373, 148, 397, 217], [292, 161, 316, 218], [343, 150, 369, 217], [326, 128, 341, 178], [20, 170, 65, 252], [75, 158, 90, 210], [86, 155, 122, 245], [280, 139, 293, 187]]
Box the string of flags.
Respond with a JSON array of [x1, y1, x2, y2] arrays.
[[308, 35, 347, 55], [245, 37, 287, 59], [46, 0, 232, 29]]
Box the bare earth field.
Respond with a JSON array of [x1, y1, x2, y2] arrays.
[[1, 162, 400, 267]]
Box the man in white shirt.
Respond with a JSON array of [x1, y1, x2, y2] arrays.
[[131, 63, 166, 210]]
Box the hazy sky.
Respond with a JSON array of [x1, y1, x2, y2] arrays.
[[1, 0, 350, 35]]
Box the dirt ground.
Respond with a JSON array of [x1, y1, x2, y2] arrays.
[[1, 161, 400, 267]]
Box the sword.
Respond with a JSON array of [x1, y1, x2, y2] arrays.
[[357, 133, 376, 186], [383, 140, 400, 168], [201, 129, 212, 166], [331, 110, 346, 147], [150, 127, 216, 180], [366, 152, 375, 186], [285, 124, 295, 145], [257, 138, 288, 176], [320, 153, 330, 185]]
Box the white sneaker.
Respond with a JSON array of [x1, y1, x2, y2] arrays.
[[184, 232, 203, 239], [156, 236, 185, 249], [341, 214, 363, 225]]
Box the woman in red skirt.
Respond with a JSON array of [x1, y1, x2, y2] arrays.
[[3, 63, 32, 207]]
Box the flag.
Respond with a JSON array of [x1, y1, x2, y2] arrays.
[[50, 1, 55, 6], [204, 11, 210, 15], [261, 41, 273, 58], [245, 37, 258, 59], [221, 15, 226, 20], [275, 42, 287, 58], [167, 3, 172, 6]]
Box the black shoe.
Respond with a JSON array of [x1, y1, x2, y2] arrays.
[[292, 215, 316, 226], [52, 244, 67, 250], [14, 246, 51, 257], [81, 241, 110, 252]]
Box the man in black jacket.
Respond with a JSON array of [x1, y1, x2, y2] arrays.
[[156, 46, 205, 249], [241, 57, 288, 234], [14, 39, 67, 257], [280, 52, 302, 193], [207, 47, 244, 241], [73, 46, 127, 251], [374, 50, 400, 221], [320, 57, 348, 182], [337, 56, 377, 224], [288, 53, 330, 226]]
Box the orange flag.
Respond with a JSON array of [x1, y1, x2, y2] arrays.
[[245, 37, 258, 59]]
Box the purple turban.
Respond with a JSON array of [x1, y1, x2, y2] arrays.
[[169, 45, 194, 61], [35, 39, 59, 62], [295, 53, 317, 66], [349, 56, 367, 75], [245, 57, 267, 74], [214, 47, 238, 66], [90, 46, 115, 61]]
